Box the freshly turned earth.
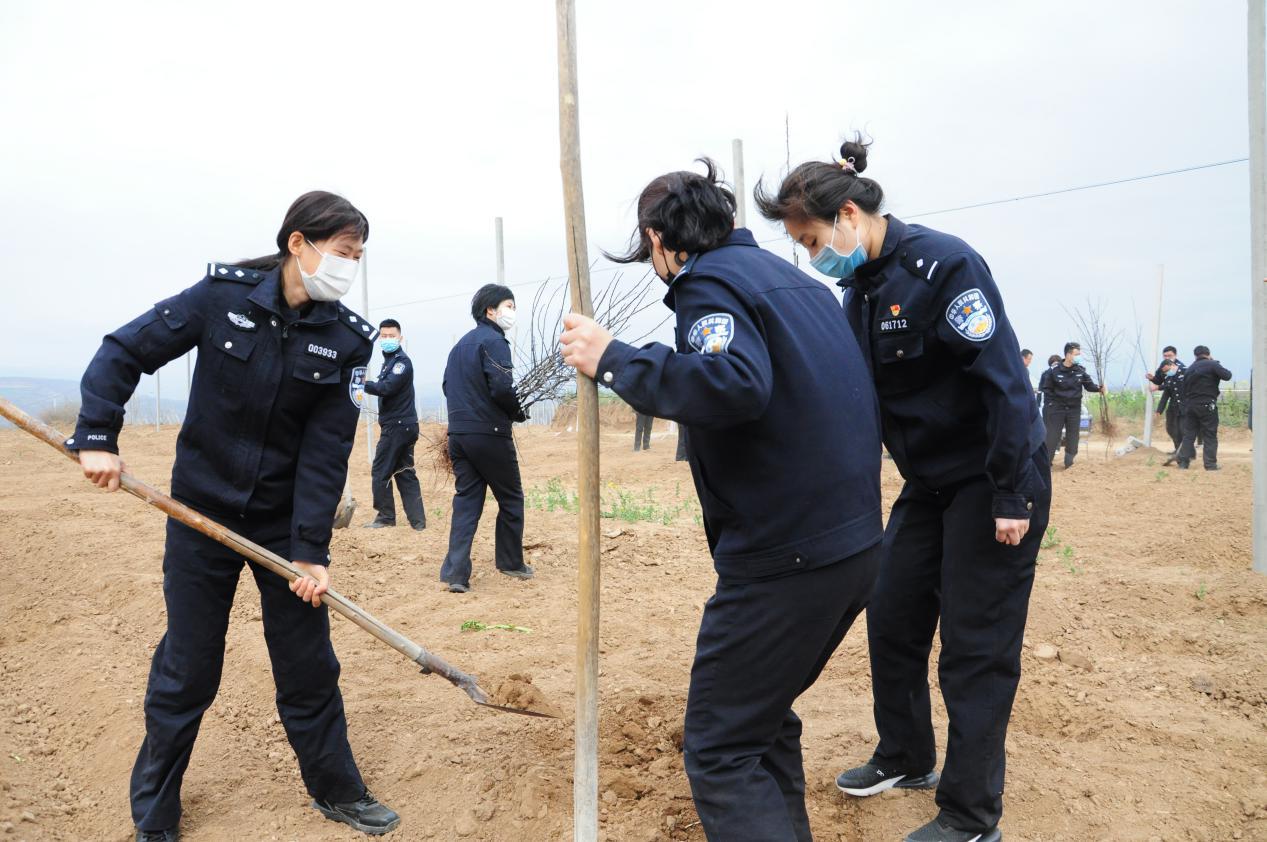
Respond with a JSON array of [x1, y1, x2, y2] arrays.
[[0, 418, 1263, 841]]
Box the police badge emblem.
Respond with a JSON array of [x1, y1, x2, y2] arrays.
[[945, 289, 996, 342], [349, 366, 368, 409], [688, 313, 736, 355], [392, 362, 406, 375]]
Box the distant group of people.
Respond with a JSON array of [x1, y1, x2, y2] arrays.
[[1144, 345, 1234, 470], [1020, 342, 1234, 471]]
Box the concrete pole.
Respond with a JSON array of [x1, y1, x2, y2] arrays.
[[362, 248, 375, 466], [1250, 0, 1266, 574], [732, 138, 746, 228], [495, 216, 506, 284], [1143, 265, 1164, 447], [154, 369, 161, 431]]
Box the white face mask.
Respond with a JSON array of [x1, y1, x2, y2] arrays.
[[297, 239, 358, 301], [495, 307, 517, 331]]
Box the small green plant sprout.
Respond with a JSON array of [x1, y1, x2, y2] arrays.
[[1061, 544, 1080, 574], [461, 620, 533, 633], [1194, 582, 1208, 601], [1146, 454, 1156, 467], [1040, 527, 1060, 550], [1155, 470, 1168, 482]]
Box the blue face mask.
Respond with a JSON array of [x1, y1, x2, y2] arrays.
[[1165, 366, 1177, 377], [379, 338, 400, 354], [810, 213, 868, 280]]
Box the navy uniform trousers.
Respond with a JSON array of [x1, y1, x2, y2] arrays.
[[1178, 401, 1219, 468], [438, 433, 526, 587], [1042, 403, 1081, 467], [370, 422, 426, 527], [131, 517, 365, 831], [633, 413, 653, 451], [684, 542, 881, 842], [867, 450, 1051, 833], [1164, 403, 1183, 452]]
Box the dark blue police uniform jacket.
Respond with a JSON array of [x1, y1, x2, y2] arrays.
[[365, 348, 418, 426], [443, 320, 524, 436], [843, 216, 1046, 519], [65, 262, 376, 563], [596, 228, 883, 582]]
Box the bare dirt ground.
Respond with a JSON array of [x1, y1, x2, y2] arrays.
[[1, 420, 1264, 841]]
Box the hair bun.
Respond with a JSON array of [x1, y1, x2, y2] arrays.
[[839, 132, 872, 174]]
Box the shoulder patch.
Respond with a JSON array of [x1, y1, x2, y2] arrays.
[[336, 305, 377, 344], [348, 366, 368, 409], [206, 263, 265, 285], [945, 288, 996, 343], [392, 361, 406, 375], [688, 313, 736, 355], [900, 250, 940, 284]]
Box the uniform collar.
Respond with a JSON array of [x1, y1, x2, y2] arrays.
[[477, 317, 506, 337], [247, 269, 338, 325], [662, 227, 757, 305], [838, 214, 906, 293]]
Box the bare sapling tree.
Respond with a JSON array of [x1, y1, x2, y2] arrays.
[[1064, 297, 1123, 436], [512, 267, 660, 412]]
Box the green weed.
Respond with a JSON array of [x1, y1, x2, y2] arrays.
[[1040, 527, 1060, 550]]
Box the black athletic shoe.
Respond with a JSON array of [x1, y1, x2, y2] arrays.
[[1205, 464, 1220, 471], [500, 565, 535, 581], [312, 791, 400, 836], [836, 762, 939, 796], [1176, 460, 1190, 469], [904, 817, 1001, 842], [362, 520, 394, 529], [446, 582, 470, 593], [410, 522, 427, 531], [136, 830, 179, 842]]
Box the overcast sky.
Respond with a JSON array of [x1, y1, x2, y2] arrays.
[[0, 0, 1255, 403]]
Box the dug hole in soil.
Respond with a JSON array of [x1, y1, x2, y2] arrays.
[[0, 417, 1264, 841]]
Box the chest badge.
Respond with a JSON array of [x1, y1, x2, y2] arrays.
[[945, 288, 996, 343], [227, 311, 256, 330], [349, 366, 368, 409], [688, 313, 736, 355], [889, 304, 902, 316], [306, 343, 339, 361]]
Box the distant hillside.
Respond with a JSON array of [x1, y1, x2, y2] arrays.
[[0, 377, 188, 428]]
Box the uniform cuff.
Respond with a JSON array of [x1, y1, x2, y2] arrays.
[[64, 428, 118, 454], [991, 493, 1033, 520], [292, 538, 333, 567], [596, 340, 638, 390]]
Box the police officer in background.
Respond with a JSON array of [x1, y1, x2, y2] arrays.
[[1154, 357, 1187, 458], [363, 318, 426, 530], [1145, 345, 1186, 454], [759, 135, 1050, 842], [560, 159, 883, 842], [68, 192, 399, 840], [1176, 345, 1233, 471], [438, 284, 533, 593], [1021, 348, 1038, 409], [1039, 341, 1104, 469]]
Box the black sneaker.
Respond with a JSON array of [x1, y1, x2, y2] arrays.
[[362, 520, 394, 529], [500, 565, 535, 581], [904, 817, 1001, 842], [312, 791, 400, 836], [446, 582, 470, 593], [136, 830, 179, 842], [410, 522, 427, 531], [836, 762, 939, 797], [1205, 464, 1220, 471]]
